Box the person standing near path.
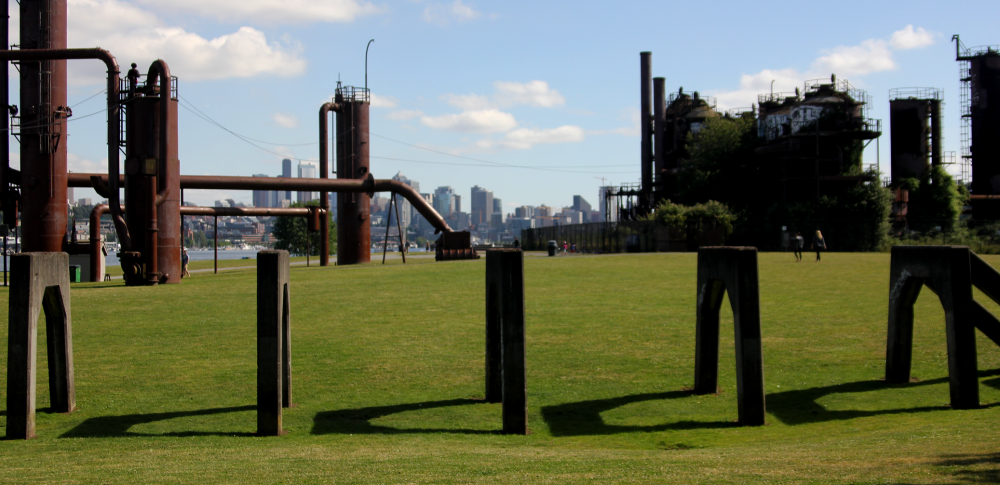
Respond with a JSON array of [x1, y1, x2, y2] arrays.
[[811, 230, 827, 262], [794, 232, 804, 262], [181, 248, 191, 277]]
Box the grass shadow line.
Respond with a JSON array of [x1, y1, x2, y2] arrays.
[[59, 405, 256, 438], [311, 398, 495, 435], [932, 452, 1000, 484], [768, 368, 1000, 426], [541, 391, 736, 437]]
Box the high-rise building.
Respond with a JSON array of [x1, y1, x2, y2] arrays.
[[573, 195, 592, 215], [470, 185, 493, 227], [391, 172, 415, 229], [252, 174, 271, 207], [434, 186, 455, 216], [281, 158, 293, 202], [599, 187, 618, 222], [297, 161, 318, 203]]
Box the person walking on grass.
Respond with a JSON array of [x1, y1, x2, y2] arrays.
[[181, 248, 191, 277], [811, 230, 827, 262], [794, 232, 804, 262]]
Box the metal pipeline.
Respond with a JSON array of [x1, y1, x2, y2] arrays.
[[179, 206, 317, 217], [0, 48, 131, 250], [142, 59, 172, 284], [640, 52, 653, 203], [70, 174, 454, 234], [88, 204, 122, 282], [318, 101, 341, 266]]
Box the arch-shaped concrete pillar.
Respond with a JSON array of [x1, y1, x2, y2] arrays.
[[6, 252, 74, 440], [694, 247, 766, 426], [886, 246, 981, 409]]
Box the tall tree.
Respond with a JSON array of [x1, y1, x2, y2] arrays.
[[272, 201, 336, 256]]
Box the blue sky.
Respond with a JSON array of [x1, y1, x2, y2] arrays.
[[13, 0, 999, 212]]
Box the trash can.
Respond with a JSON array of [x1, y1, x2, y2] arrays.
[[69, 265, 81, 283], [547, 240, 558, 257]]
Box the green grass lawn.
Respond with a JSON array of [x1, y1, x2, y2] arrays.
[[1, 252, 999, 483]]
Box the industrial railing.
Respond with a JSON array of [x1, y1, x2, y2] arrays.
[[889, 87, 943, 100], [757, 92, 797, 104], [336, 85, 370, 103], [668, 92, 717, 109], [804, 77, 855, 94]]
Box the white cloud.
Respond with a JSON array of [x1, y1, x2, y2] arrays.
[[891, 25, 935, 50], [441, 80, 565, 110], [271, 113, 299, 128], [135, 0, 382, 24], [707, 28, 935, 111], [494, 81, 565, 108], [420, 109, 518, 133], [444, 93, 494, 110], [812, 39, 896, 78], [487, 126, 585, 150], [386, 110, 424, 121], [423, 0, 483, 26], [589, 106, 641, 137], [370, 94, 399, 108], [64, 0, 306, 85], [67, 153, 108, 173], [710, 68, 806, 111]]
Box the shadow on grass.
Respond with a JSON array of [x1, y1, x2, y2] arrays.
[[312, 398, 496, 435], [541, 391, 737, 437], [70, 282, 125, 290], [59, 405, 256, 438], [933, 452, 1000, 484], [768, 368, 1000, 426]]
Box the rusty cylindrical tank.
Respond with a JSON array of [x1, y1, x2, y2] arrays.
[[19, 0, 68, 252], [652, 76, 666, 206], [319, 102, 334, 266], [335, 87, 371, 265], [639, 52, 652, 207], [124, 60, 179, 284]]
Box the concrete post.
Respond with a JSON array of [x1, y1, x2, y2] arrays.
[[484, 251, 503, 403], [6, 252, 74, 440], [493, 249, 528, 435], [885, 246, 980, 409], [694, 247, 766, 426], [257, 250, 291, 436]]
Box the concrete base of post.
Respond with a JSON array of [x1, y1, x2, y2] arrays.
[[257, 250, 292, 436], [6, 252, 75, 440], [485, 249, 528, 434], [694, 247, 766, 426], [885, 246, 1000, 409]]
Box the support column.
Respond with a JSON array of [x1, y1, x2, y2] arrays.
[[491, 248, 527, 435], [885, 246, 979, 409], [6, 252, 74, 440], [693, 247, 766, 426], [484, 250, 503, 403], [257, 250, 291, 436]]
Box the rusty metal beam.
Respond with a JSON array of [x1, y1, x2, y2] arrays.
[[0, 47, 130, 250], [70, 173, 452, 234]]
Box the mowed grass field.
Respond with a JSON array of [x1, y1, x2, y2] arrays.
[[0, 251, 999, 483]]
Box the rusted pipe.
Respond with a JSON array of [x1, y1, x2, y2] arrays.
[[179, 206, 316, 217], [318, 101, 341, 266], [70, 174, 453, 233], [141, 59, 172, 284], [0, 48, 132, 250], [89, 204, 115, 282]]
